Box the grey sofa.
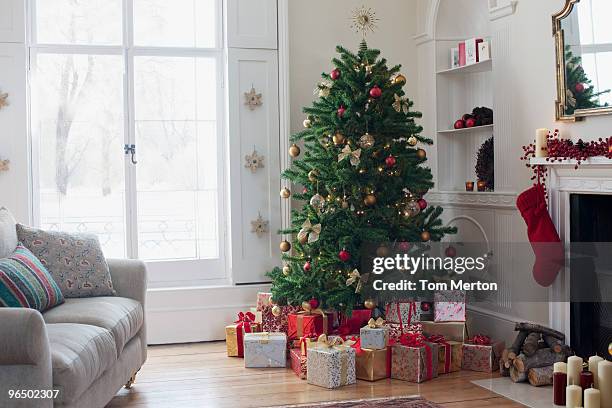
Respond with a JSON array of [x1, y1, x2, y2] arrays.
[[0, 258, 147, 408]]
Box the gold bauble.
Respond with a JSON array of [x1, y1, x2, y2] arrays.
[[364, 193, 377, 207], [303, 119, 312, 128], [289, 144, 301, 157], [416, 149, 427, 160], [280, 187, 291, 199], [271, 305, 282, 317], [376, 245, 390, 257], [282, 265, 291, 276], [393, 74, 407, 85], [301, 301, 312, 311], [308, 170, 318, 182], [333, 132, 346, 146], [364, 299, 376, 310], [407, 136, 418, 146], [359, 132, 375, 149], [420, 231, 431, 242], [280, 240, 291, 252]]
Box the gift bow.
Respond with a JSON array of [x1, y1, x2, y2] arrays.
[[427, 334, 447, 344], [297, 219, 322, 244], [393, 93, 409, 114], [367, 317, 386, 328], [315, 334, 355, 348], [345, 269, 369, 293], [428, 335, 452, 374], [338, 145, 361, 167], [470, 334, 492, 345], [234, 311, 257, 357]]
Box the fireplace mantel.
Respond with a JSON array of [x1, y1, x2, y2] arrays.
[[530, 156, 612, 167]]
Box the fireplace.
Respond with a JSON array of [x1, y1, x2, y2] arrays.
[[569, 193, 612, 358]]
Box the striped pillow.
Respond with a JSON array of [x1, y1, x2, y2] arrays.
[[0, 243, 64, 312]]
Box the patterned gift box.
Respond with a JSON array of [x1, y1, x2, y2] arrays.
[[391, 334, 439, 383], [249, 307, 262, 324], [256, 292, 273, 311], [244, 332, 287, 368], [427, 336, 462, 374], [385, 301, 421, 325], [287, 311, 331, 340], [359, 318, 389, 350], [461, 337, 505, 373], [338, 309, 372, 335], [289, 348, 308, 379], [356, 348, 389, 381], [306, 335, 356, 389], [225, 312, 262, 357], [261, 304, 302, 333], [434, 291, 466, 322], [421, 321, 466, 342], [386, 322, 423, 343]]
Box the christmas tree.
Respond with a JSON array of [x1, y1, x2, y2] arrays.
[[564, 46, 610, 114], [267, 38, 456, 315]]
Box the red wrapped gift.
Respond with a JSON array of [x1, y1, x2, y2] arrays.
[[337, 309, 372, 335], [391, 332, 439, 383], [287, 310, 331, 339], [225, 311, 262, 357], [386, 321, 423, 343], [385, 301, 421, 325], [256, 292, 273, 311], [289, 348, 307, 379], [261, 304, 302, 333], [461, 335, 505, 373]]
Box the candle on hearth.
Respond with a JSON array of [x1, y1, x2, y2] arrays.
[[535, 128, 549, 157], [582, 370, 595, 390], [585, 387, 601, 408], [554, 371, 568, 405], [589, 356, 604, 388], [477, 180, 487, 192], [599, 361, 612, 408], [465, 181, 474, 191], [567, 383, 583, 408], [568, 356, 583, 386]]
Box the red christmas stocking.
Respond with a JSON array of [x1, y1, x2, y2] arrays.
[[516, 184, 564, 287]]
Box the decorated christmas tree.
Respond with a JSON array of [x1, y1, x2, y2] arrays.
[[564, 46, 610, 114], [268, 9, 455, 315]]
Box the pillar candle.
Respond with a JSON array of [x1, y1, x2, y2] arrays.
[[535, 128, 549, 157], [555, 362, 568, 373], [585, 388, 601, 408], [568, 356, 583, 386], [599, 361, 612, 408], [554, 371, 568, 405], [567, 384, 583, 408], [590, 356, 604, 388], [582, 370, 595, 390]]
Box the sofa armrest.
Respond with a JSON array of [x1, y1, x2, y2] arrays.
[[107, 258, 147, 306], [0, 308, 49, 365]]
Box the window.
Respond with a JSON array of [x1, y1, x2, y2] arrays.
[[29, 0, 226, 284]]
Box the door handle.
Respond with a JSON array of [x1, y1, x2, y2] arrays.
[[124, 144, 137, 165]]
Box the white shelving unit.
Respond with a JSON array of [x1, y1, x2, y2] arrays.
[[437, 124, 494, 135], [436, 59, 492, 75]]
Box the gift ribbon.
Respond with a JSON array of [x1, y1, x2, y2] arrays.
[[367, 317, 385, 328], [469, 334, 492, 345], [385, 301, 417, 334], [299, 336, 314, 356], [428, 334, 451, 374], [296, 308, 329, 337], [386, 338, 395, 377], [234, 311, 256, 357], [399, 332, 433, 380]]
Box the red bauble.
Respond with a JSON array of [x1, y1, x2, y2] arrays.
[[385, 155, 397, 167], [330, 68, 341, 80], [369, 85, 382, 99], [465, 118, 477, 128], [338, 249, 351, 262], [337, 105, 346, 118], [420, 302, 431, 312], [302, 187, 308, 194], [454, 119, 465, 129], [398, 241, 411, 251], [417, 198, 427, 210], [308, 298, 319, 309], [445, 246, 457, 258], [303, 261, 311, 272], [575, 83, 585, 93]]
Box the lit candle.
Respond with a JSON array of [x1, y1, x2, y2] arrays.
[[567, 383, 583, 408], [585, 388, 601, 408], [535, 128, 549, 157], [465, 181, 474, 191], [599, 361, 612, 408], [568, 356, 583, 386], [590, 356, 604, 388], [477, 180, 486, 192]]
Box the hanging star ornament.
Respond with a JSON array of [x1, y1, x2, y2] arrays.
[[338, 145, 361, 167], [244, 87, 262, 110], [250, 213, 269, 238], [393, 93, 409, 113], [244, 149, 265, 173], [297, 219, 321, 244], [350, 6, 379, 37], [0, 91, 9, 110]]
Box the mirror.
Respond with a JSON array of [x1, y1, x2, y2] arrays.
[[553, 0, 612, 121]]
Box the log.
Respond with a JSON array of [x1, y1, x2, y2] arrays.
[[513, 346, 571, 373], [500, 359, 510, 377], [528, 365, 554, 387], [509, 330, 529, 356], [522, 332, 541, 357], [510, 364, 528, 383], [543, 335, 564, 353], [514, 322, 565, 341], [507, 351, 517, 360]]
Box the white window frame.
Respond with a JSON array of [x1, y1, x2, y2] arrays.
[[26, 0, 230, 288]]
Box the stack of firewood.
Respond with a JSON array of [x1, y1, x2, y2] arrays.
[[500, 322, 572, 387]]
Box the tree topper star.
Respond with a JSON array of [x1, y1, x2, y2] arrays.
[[350, 6, 379, 37]]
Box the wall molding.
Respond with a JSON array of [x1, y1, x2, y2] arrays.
[[489, 0, 518, 21]]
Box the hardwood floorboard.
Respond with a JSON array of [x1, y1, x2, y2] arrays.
[[108, 342, 526, 408]]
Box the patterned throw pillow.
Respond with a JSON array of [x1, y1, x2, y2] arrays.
[[17, 225, 115, 298], [0, 244, 64, 311]]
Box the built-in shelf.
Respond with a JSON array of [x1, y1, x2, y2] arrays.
[[436, 59, 492, 75], [437, 124, 494, 135], [529, 156, 612, 166]]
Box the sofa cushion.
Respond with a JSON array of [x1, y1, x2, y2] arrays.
[[16, 224, 115, 298], [0, 207, 18, 259], [47, 323, 117, 404], [0, 244, 64, 311], [43, 297, 143, 356]]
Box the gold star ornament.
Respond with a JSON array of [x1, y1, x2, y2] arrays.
[[250, 213, 269, 238], [244, 87, 262, 110], [244, 149, 265, 173], [351, 6, 379, 37]]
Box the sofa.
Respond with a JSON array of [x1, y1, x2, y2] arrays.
[[0, 213, 147, 408]]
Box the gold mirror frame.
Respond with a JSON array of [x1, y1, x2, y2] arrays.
[[553, 0, 612, 121]]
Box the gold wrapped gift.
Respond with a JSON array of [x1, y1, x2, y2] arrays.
[[435, 340, 463, 374], [225, 318, 262, 357], [356, 348, 389, 381], [421, 321, 466, 342]]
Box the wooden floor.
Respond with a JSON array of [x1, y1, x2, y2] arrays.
[[108, 342, 526, 408]]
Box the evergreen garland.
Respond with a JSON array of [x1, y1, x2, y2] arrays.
[[475, 137, 494, 191]]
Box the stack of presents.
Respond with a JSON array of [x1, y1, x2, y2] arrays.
[[225, 290, 506, 389]]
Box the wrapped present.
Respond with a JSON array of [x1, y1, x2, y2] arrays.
[[391, 333, 439, 383], [337, 309, 372, 335], [226, 312, 261, 357], [261, 304, 302, 333], [256, 292, 273, 311], [249, 307, 262, 324], [306, 334, 356, 389], [356, 347, 389, 381], [385, 301, 421, 326], [290, 348, 308, 379], [434, 290, 466, 322], [461, 335, 505, 373], [427, 335, 462, 374], [244, 332, 287, 368], [360, 317, 389, 350], [289, 336, 316, 353], [386, 321, 423, 343], [287, 310, 331, 339], [421, 321, 466, 342]]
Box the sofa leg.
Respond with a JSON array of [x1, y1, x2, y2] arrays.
[[124, 371, 138, 389]]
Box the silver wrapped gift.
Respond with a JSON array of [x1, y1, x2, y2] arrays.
[[244, 332, 287, 368], [360, 318, 389, 350], [306, 335, 356, 389]]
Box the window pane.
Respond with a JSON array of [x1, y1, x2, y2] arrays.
[[134, 0, 217, 48], [31, 54, 127, 257], [134, 56, 219, 261], [35, 0, 123, 45]]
